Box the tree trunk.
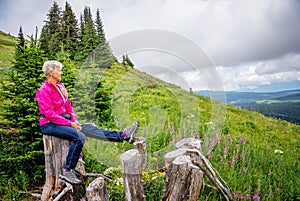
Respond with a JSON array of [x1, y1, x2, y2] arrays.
[[41, 135, 86, 201], [162, 138, 204, 201], [120, 137, 147, 201], [86, 177, 109, 201]]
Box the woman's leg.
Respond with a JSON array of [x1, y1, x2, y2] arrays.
[[41, 123, 86, 169], [80, 123, 124, 142], [80, 120, 139, 143]]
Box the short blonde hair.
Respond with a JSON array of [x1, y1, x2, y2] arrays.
[[42, 60, 63, 75]]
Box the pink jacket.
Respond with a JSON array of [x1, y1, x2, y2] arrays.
[[35, 80, 77, 127]]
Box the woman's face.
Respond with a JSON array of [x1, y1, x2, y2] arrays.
[[49, 66, 63, 82]]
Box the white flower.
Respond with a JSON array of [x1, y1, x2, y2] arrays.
[[274, 149, 283, 154]]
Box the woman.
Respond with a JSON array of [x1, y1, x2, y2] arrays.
[[36, 60, 139, 184]]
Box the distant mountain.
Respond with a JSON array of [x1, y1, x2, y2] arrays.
[[196, 89, 300, 125]]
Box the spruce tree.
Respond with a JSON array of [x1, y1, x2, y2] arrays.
[[0, 28, 46, 180], [39, 1, 62, 59], [93, 9, 115, 68], [79, 6, 97, 63], [17, 26, 25, 54], [61, 2, 80, 59]]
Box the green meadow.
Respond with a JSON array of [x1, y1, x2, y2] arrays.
[[80, 63, 299, 201], [0, 30, 299, 200]]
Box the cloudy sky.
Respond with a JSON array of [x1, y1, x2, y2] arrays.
[[1, 0, 300, 92]]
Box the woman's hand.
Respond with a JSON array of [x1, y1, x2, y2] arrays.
[[71, 121, 82, 130]]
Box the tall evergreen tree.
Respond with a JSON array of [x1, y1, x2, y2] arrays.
[[79, 6, 97, 62], [16, 26, 25, 54], [61, 2, 80, 59], [0, 28, 46, 180], [95, 9, 105, 44], [93, 9, 115, 68], [39, 1, 62, 59]]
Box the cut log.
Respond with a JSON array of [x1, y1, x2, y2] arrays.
[[175, 138, 202, 151], [132, 137, 147, 171], [86, 177, 109, 201], [162, 155, 203, 201], [41, 135, 86, 201], [162, 138, 204, 201], [120, 137, 146, 201]]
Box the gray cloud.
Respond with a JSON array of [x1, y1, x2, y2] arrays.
[[1, 0, 299, 91]]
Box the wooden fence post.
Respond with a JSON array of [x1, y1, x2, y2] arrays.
[[86, 177, 109, 201], [41, 135, 86, 201], [162, 138, 204, 201], [120, 137, 147, 201]]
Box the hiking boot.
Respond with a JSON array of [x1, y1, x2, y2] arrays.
[[123, 120, 139, 143], [59, 169, 82, 185]]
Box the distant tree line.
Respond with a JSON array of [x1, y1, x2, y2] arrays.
[[237, 102, 300, 125]]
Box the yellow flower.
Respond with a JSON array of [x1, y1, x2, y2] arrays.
[[142, 171, 150, 180]]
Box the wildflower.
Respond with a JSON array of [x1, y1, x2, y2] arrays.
[[243, 167, 247, 173], [253, 194, 261, 201], [115, 177, 124, 186], [156, 171, 164, 177], [142, 171, 150, 180], [231, 156, 236, 166], [227, 133, 231, 141], [233, 193, 239, 199], [80, 199, 86, 201], [274, 149, 283, 154], [208, 152, 212, 159], [210, 141, 215, 149], [240, 136, 243, 144], [240, 136, 246, 145], [216, 135, 220, 145]]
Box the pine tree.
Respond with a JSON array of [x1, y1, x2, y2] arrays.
[[95, 9, 105, 44], [93, 9, 115, 68], [61, 2, 80, 59], [122, 54, 134, 68], [79, 6, 97, 63], [0, 28, 46, 180], [16, 26, 25, 54], [39, 1, 62, 59]]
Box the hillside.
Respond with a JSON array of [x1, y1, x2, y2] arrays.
[[0, 30, 299, 199], [82, 63, 300, 200], [0, 30, 17, 68]]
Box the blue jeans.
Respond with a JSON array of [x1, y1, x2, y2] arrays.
[[41, 123, 124, 169]]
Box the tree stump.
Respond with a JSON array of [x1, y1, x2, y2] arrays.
[[86, 177, 109, 201], [120, 137, 147, 201], [41, 135, 86, 201], [162, 138, 204, 201]]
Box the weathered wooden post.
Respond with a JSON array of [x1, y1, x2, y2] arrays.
[[41, 135, 86, 201], [120, 137, 147, 201], [162, 138, 204, 201], [86, 177, 109, 201]]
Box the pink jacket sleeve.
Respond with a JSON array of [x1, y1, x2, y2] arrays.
[[36, 86, 73, 126]]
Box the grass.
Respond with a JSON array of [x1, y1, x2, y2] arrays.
[[81, 63, 299, 200], [0, 58, 299, 200], [0, 31, 17, 68]]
